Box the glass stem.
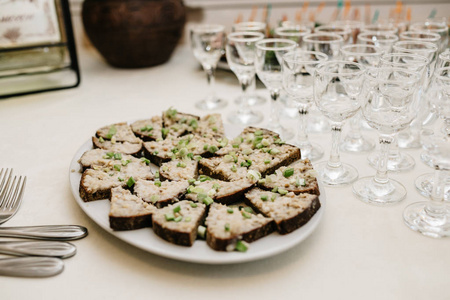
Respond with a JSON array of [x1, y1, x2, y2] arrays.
[[328, 122, 343, 168], [238, 78, 251, 115], [424, 168, 447, 219], [205, 67, 217, 103], [374, 134, 393, 184], [269, 89, 281, 125], [348, 112, 363, 139], [389, 133, 400, 159], [297, 105, 311, 148]]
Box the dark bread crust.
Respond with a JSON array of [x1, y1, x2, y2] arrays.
[[206, 220, 275, 251], [214, 184, 255, 205], [142, 146, 170, 167], [152, 209, 206, 247], [197, 159, 233, 181], [244, 195, 321, 235], [79, 171, 115, 202], [259, 144, 301, 178], [258, 180, 320, 196], [109, 214, 152, 231]]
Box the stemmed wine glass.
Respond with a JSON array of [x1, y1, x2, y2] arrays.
[[232, 22, 267, 107], [225, 31, 265, 125], [366, 53, 429, 172], [352, 67, 422, 204], [303, 33, 344, 134], [410, 20, 449, 53], [399, 31, 441, 49], [403, 135, 450, 238], [255, 38, 297, 140], [339, 44, 382, 153], [190, 24, 227, 110], [281, 49, 328, 160], [315, 25, 352, 44], [313, 61, 366, 186]]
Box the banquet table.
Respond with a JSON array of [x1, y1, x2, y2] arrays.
[[1, 18, 449, 300]]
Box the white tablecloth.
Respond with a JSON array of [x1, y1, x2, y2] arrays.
[[1, 18, 449, 300]]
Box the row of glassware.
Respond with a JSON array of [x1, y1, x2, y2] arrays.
[[189, 19, 450, 238]]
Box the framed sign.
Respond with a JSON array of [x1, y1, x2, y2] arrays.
[[0, 0, 80, 99]]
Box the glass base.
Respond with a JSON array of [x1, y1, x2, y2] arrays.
[[420, 151, 434, 168], [397, 131, 421, 149], [307, 114, 331, 133], [227, 110, 263, 125], [368, 151, 415, 172], [403, 201, 450, 238], [415, 173, 450, 201], [295, 142, 324, 161], [352, 176, 406, 205], [340, 135, 375, 153], [266, 122, 295, 141], [315, 161, 358, 187], [235, 94, 266, 106], [195, 98, 227, 110]]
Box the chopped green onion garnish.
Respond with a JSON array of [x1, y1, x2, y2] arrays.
[[264, 159, 271, 164], [113, 153, 122, 160], [271, 187, 278, 193], [199, 175, 211, 182], [203, 144, 209, 150], [106, 125, 117, 139], [118, 177, 124, 182], [212, 183, 220, 190], [177, 162, 186, 168], [269, 148, 280, 155], [235, 240, 248, 252], [154, 171, 160, 179], [254, 130, 263, 136], [174, 216, 183, 222], [127, 176, 135, 187], [161, 128, 169, 138], [99, 137, 105, 143], [224, 223, 230, 231], [278, 188, 288, 195], [188, 178, 195, 184], [190, 202, 198, 208], [154, 180, 161, 187], [208, 145, 218, 153], [165, 213, 175, 221], [271, 194, 277, 201], [153, 151, 159, 155], [189, 119, 198, 130], [140, 157, 150, 165], [173, 205, 181, 213], [185, 217, 192, 222], [113, 164, 121, 171], [241, 211, 251, 219], [227, 208, 234, 214], [121, 159, 131, 166], [150, 195, 159, 203], [283, 168, 294, 178], [261, 195, 268, 201], [197, 225, 206, 239], [230, 165, 237, 172], [243, 207, 253, 214], [202, 196, 214, 206], [106, 152, 114, 159]]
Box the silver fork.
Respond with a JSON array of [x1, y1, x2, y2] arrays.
[[0, 169, 26, 225]]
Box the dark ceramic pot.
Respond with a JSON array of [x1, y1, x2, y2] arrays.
[[82, 0, 186, 68]]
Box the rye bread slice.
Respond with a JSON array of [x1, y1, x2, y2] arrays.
[[159, 159, 198, 181], [244, 188, 321, 234], [92, 137, 143, 156], [184, 178, 254, 205], [133, 179, 189, 208], [162, 108, 200, 138], [78, 149, 137, 171], [142, 135, 221, 166], [130, 116, 163, 141], [109, 186, 156, 231], [79, 159, 154, 202], [96, 122, 141, 144], [259, 159, 320, 195], [194, 114, 225, 139], [205, 203, 274, 251], [152, 200, 206, 246]]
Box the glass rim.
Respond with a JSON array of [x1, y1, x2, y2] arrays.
[[315, 60, 366, 76], [362, 24, 399, 34], [400, 31, 441, 42], [366, 66, 422, 84], [190, 24, 225, 33], [282, 49, 328, 64], [233, 21, 267, 31], [227, 31, 265, 43], [303, 33, 344, 44], [255, 38, 298, 51], [341, 44, 383, 56], [281, 20, 315, 28], [410, 21, 448, 33], [380, 53, 430, 66], [357, 32, 399, 42], [393, 40, 439, 54], [274, 26, 311, 36], [315, 25, 352, 35]]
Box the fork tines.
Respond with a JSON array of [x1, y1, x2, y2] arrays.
[[0, 172, 26, 211], [0, 168, 13, 196]]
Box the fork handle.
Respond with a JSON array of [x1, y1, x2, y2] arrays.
[[0, 225, 88, 241], [0, 257, 64, 277], [0, 240, 77, 258]]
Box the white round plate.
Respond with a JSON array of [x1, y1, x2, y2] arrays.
[[69, 124, 326, 264]]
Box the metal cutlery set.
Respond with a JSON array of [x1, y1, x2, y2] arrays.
[[0, 168, 88, 277]]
